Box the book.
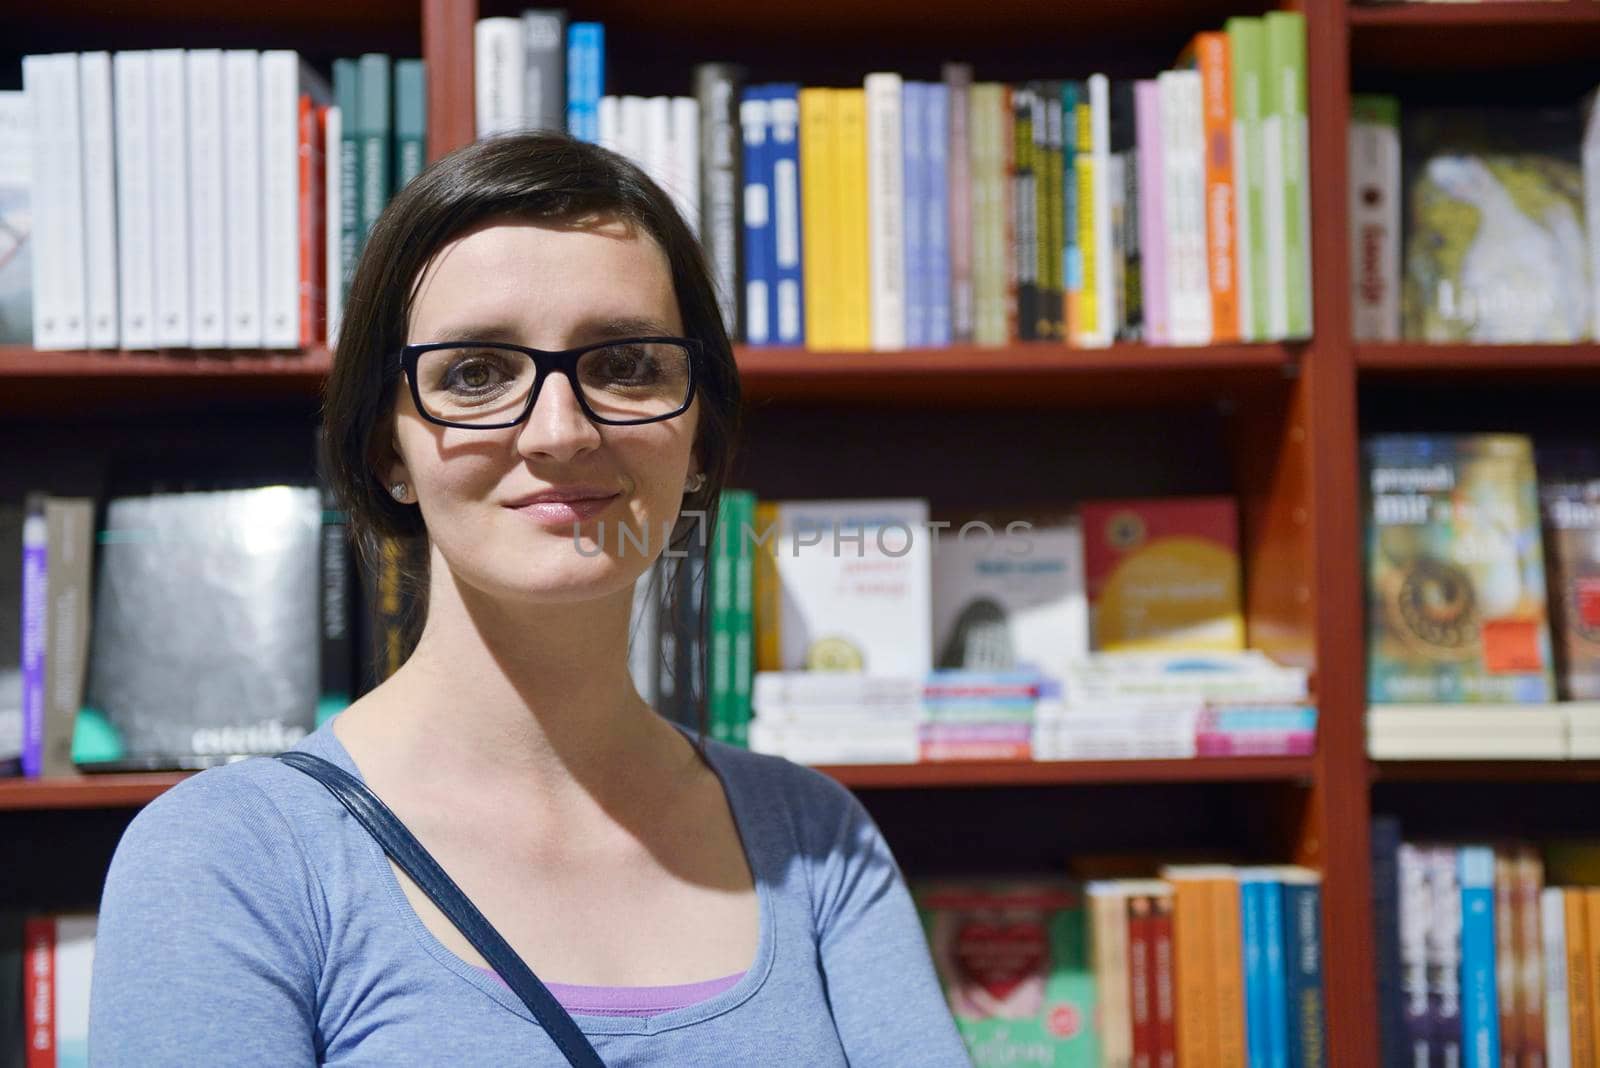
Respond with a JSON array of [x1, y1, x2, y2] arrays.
[[113, 51, 157, 350], [1402, 107, 1590, 343], [944, 63, 975, 344], [694, 62, 745, 341], [394, 59, 427, 188], [1279, 867, 1327, 1068], [0, 504, 21, 773], [475, 17, 523, 136], [1081, 497, 1244, 653], [521, 9, 567, 133], [1158, 69, 1211, 346], [1349, 95, 1401, 342], [186, 50, 226, 348], [768, 85, 802, 346], [22, 53, 87, 351], [1226, 16, 1267, 342], [1365, 434, 1555, 704], [1183, 31, 1238, 343], [1538, 447, 1600, 700], [865, 72, 905, 351], [21, 914, 94, 1068], [1459, 845, 1501, 1068], [150, 50, 191, 348], [1264, 12, 1312, 340], [917, 881, 1101, 1066], [0, 90, 29, 345], [1542, 886, 1571, 1068], [78, 53, 117, 350], [739, 85, 772, 346], [564, 22, 603, 143]]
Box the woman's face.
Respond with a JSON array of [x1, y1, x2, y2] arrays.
[[387, 215, 701, 605]]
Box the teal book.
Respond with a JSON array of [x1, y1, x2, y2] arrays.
[[356, 53, 392, 249], [394, 59, 426, 189], [333, 59, 360, 304], [730, 490, 755, 747]]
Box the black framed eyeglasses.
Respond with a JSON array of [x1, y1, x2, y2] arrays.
[[399, 337, 701, 429]]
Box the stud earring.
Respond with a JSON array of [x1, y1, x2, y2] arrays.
[[389, 482, 410, 502], [683, 472, 706, 494]]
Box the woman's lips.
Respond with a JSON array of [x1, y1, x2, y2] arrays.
[[509, 495, 619, 525]]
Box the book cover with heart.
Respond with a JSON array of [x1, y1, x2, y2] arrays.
[[915, 880, 1099, 1066]]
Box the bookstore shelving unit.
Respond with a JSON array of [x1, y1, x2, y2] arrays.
[[5, 1, 1599, 1064]]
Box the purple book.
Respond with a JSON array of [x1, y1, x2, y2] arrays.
[[20, 498, 46, 778], [1135, 80, 1168, 345]]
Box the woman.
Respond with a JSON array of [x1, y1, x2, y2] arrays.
[[87, 131, 971, 1065]]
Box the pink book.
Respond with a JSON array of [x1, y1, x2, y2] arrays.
[[1194, 731, 1315, 757], [1135, 80, 1169, 345]]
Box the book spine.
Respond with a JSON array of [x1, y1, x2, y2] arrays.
[[521, 9, 567, 132], [475, 17, 523, 137], [78, 53, 119, 349], [260, 53, 300, 348], [1586, 891, 1600, 1068], [1372, 817, 1409, 1068], [925, 82, 950, 347], [1225, 17, 1261, 342], [22, 917, 54, 1063], [836, 88, 871, 351], [394, 59, 427, 189], [999, 85, 1016, 344], [1349, 94, 1400, 342], [1172, 877, 1219, 1066], [357, 54, 392, 256], [324, 104, 344, 348], [1196, 33, 1238, 342], [1091, 887, 1133, 1067], [695, 63, 744, 341], [1011, 85, 1036, 342], [222, 50, 263, 348], [901, 81, 925, 348], [943, 63, 973, 344], [1032, 84, 1053, 340], [317, 436, 353, 727], [1152, 891, 1179, 1068], [1518, 847, 1547, 1068], [1111, 81, 1141, 342], [1163, 70, 1213, 346], [739, 86, 772, 346], [1585, 95, 1600, 342], [1432, 846, 1466, 1068], [731, 492, 754, 747], [1283, 876, 1328, 1068], [768, 87, 801, 346], [1088, 73, 1114, 347], [1495, 849, 1521, 1068], [565, 22, 604, 143], [1194, 730, 1315, 756], [1568, 889, 1595, 1067], [299, 98, 328, 346], [670, 96, 700, 236], [1541, 887, 1571, 1068], [1263, 878, 1291, 1068], [1215, 875, 1249, 1068], [708, 495, 733, 742], [44, 54, 89, 350], [333, 59, 359, 336], [1061, 82, 1082, 342], [113, 52, 158, 350], [1242, 878, 1271, 1068], [970, 84, 999, 346], [20, 500, 46, 779], [151, 50, 191, 347], [1129, 894, 1157, 1068], [42, 500, 92, 777], [186, 50, 227, 349], [865, 73, 905, 351], [20, 57, 58, 351], [643, 95, 672, 193], [797, 89, 832, 351], [1274, 11, 1312, 339], [1460, 846, 1502, 1068]]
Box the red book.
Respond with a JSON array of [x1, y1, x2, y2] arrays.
[[1150, 892, 1179, 1068], [24, 917, 55, 1068], [1128, 894, 1158, 1068], [297, 95, 327, 347]]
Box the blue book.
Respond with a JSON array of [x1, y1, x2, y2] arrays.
[[1239, 874, 1272, 1068], [1458, 846, 1500, 1068], [766, 84, 803, 346], [924, 81, 951, 347], [564, 22, 604, 142], [1281, 868, 1327, 1068], [738, 85, 773, 345], [1061, 82, 1083, 305], [901, 81, 927, 348], [1260, 874, 1291, 1068]]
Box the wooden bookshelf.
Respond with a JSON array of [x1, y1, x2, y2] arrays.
[[8, 1, 1600, 1064]]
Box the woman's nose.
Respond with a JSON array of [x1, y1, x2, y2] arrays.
[[514, 370, 602, 462]]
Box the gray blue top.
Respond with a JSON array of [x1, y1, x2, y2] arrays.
[[87, 713, 973, 1066]]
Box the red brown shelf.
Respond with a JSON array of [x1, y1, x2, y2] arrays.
[[1372, 759, 1600, 783], [1347, 0, 1600, 27], [0, 773, 194, 812], [1356, 342, 1600, 375], [1348, 0, 1600, 67], [819, 756, 1315, 789], [0, 345, 332, 378]]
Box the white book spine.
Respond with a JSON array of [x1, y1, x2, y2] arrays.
[[324, 103, 343, 349], [669, 96, 700, 234], [597, 95, 621, 153], [1090, 74, 1116, 347], [150, 50, 191, 347], [1348, 106, 1400, 343], [770, 93, 801, 344], [619, 95, 647, 170], [866, 72, 905, 351], [474, 17, 523, 137], [1261, 73, 1288, 340], [259, 51, 299, 349], [643, 95, 673, 195], [112, 52, 157, 350], [1540, 886, 1570, 1068], [21, 57, 57, 349], [186, 50, 227, 349], [1163, 70, 1213, 346], [1583, 96, 1600, 341], [78, 53, 119, 349], [52, 915, 96, 1059], [28, 55, 88, 350], [223, 50, 262, 348]]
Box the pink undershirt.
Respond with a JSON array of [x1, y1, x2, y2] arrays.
[[474, 964, 745, 1017]]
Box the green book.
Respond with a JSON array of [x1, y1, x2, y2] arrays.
[[730, 490, 755, 747], [333, 59, 360, 306], [1266, 11, 1311, 339], [356, 53, 392, 251], [709, 492, 736, 743], [1225, 16, 1268, 342], [394, 59, 427, 189]]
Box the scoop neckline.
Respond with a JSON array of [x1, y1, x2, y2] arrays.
[[305, 713, 777, 1036]]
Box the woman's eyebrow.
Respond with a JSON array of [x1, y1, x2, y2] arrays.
[[423, 316, 677, 346], [583, 315, 678, 339]]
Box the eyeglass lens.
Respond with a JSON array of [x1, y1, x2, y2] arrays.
[[413, 342, 692, 425]]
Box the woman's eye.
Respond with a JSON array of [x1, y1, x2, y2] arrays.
[[446, 357, 506, 391]]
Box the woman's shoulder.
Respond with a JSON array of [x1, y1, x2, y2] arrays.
[[693, 731, 872, 846]]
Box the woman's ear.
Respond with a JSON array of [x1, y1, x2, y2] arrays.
[[371, 416, 412, 503]]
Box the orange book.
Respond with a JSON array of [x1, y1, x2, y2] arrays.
[[1568, 888, 1595, 1067], [1182, 32, 1239, 342], [1164, 867, 1223, 1067], [1210, 874, 1247, 1067], [297, 95, 327, 347], [1588, 890, 1600, 1068]]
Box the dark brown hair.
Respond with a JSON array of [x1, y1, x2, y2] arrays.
[[321, 131, 743, 741]]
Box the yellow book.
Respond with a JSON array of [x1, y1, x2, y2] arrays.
[[753, 500, 782, 671], [1072, 96, 1097, 346], [1164, 866, 1223, 1067], [1568, 889, 1595, 1067], [798, 88, 837, 352], [834, 88, 871, 351], [1588, 890, 1600, 1068], [1211, 874, 1247, 1068]]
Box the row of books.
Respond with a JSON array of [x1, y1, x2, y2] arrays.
[[748, 655, 1314, 765], [7, 49, 424, 351], [472, 12, 1314, 351], [1348, 91, 1600, 343], [1366, 434, 1600, 712], [1368, 702, 1600, 759], [2, 913, 92, 1066], [914, 866, 1326, 1066], [1371, 821, 1600, 1068]]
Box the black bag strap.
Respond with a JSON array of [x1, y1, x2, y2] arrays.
[[274, 750, 606, 1068]]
